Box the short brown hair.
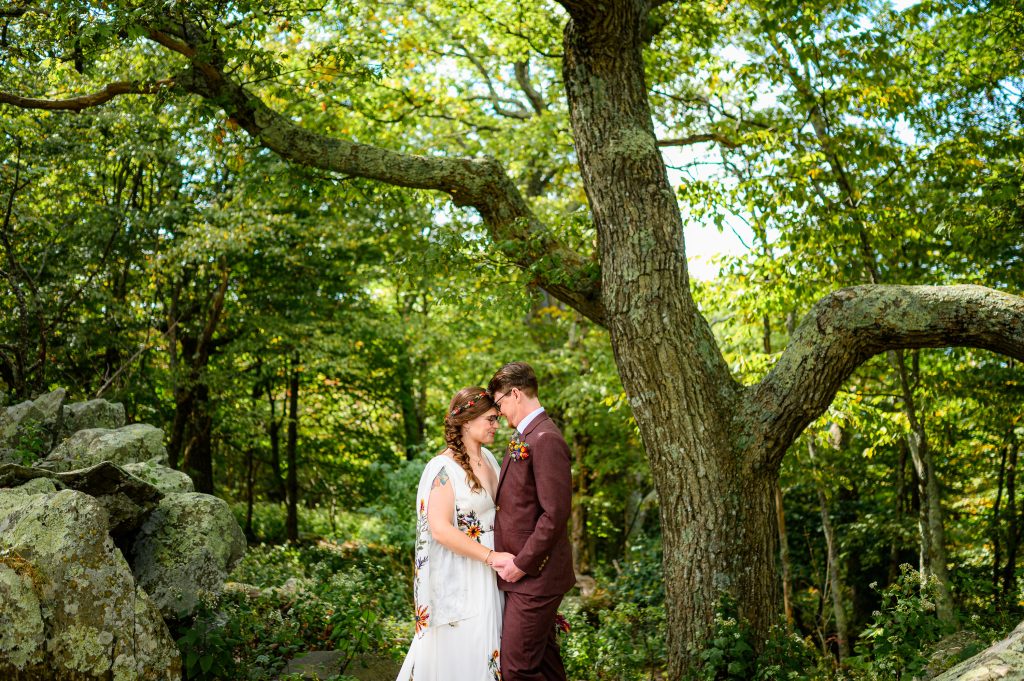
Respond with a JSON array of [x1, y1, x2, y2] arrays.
[[488, 362, 538, 398]]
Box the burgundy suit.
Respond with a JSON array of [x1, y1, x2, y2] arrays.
[[495, 411, 574, 681]]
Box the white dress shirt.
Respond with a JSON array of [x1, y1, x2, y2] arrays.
[[516, 407, 546, 436]]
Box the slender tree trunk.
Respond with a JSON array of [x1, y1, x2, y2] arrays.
[[571, 430, 591, 574], [808, 437, 850, 661], [890, 440, 909, 584], [993, 444, 1008, 596], [285, 349, 299, 543], [187, 380, 214, 493], [775, 480, 794, 623], [167, 385, 190, 471], [893, 350, 955, 623], [397, 349, 424, 460], [1002, 439, 1020, 604], [266, 384, 286, 503], [245, 445, 256, 542]]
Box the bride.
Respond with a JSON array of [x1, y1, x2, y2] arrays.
[[396, 387, 514, 681]]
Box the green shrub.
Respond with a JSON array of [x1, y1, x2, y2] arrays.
[[173, 544, 409, 680], [562, 598, 668, 680], [846, 564, 953, 680], [689, 594, 829, 681]]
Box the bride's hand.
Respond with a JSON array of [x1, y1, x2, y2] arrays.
[[488, 551, 516, 569]]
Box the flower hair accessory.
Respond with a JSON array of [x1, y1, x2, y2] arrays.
[[507, 437, 530, 461], [450, 392, 488, 417]]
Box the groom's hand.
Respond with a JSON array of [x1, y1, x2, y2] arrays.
[[497, 559, 526, 583]]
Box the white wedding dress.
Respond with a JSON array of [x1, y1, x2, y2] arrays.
[[396, 449, 504, 681]]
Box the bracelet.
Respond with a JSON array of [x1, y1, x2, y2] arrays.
[[485, 549, 493, 565]]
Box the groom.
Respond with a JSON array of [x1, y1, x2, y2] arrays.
[[488, 362, 575, 681]]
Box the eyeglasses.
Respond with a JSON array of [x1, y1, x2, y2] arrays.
[[493, 389, 515, 411]]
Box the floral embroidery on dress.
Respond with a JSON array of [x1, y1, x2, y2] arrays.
[[414, 605, 430, 634], [488, 649, 502, 680], [457, 510, 483, 541]]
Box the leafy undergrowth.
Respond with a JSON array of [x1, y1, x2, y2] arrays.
[[172, 540, 410, 681]]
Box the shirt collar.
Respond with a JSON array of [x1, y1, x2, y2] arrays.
[[517, 407, 546, 436]]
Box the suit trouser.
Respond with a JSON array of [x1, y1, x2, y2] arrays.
[[500, 591, 567, 681]]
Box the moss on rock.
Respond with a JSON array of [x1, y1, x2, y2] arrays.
[[0, 488, 181, 679], [129, 492, 247, 619]]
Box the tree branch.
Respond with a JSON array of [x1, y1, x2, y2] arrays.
[[514, 60, 547, 114], [744, 284, 1024, 471], [0, 80, 175, 111], [657, 133, 738, 150], [152, 20, 603, 323]]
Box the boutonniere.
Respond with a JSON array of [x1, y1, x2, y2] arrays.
[[507, 437, 530, 461]]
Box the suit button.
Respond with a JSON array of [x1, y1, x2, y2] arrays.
[[495, 505, 500, 511]]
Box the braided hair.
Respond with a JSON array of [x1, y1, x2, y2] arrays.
[[443, 386, 495, 494]]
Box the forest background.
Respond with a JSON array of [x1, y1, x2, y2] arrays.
[[0, 0, 1022, 678]]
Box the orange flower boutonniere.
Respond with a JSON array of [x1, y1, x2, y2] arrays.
[[507, 437, 530, 461]]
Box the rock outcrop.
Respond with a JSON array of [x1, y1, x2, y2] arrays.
[[0, 389, 67, 463], [38, 423, 168, 472], [931, 621, 1024, 680], [0, 389, 248, 679], [0, 488, 180, 680], [130, 492, 247, 619]]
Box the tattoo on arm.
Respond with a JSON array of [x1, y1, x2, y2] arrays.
[[431, 467, 450, 489]]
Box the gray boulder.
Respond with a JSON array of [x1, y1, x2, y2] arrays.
[[931, 621, 1024, 680], [58, 398, 126, 441], [0, 487, 181, 679], [0, 389, 67, 459], [123, 458, 195, 493], [55, 462, 164, 535], [129, 492, 247, 619], [36, 423, 167, 473], [0, 463, 55, 489], [0, 462, 163, 535]]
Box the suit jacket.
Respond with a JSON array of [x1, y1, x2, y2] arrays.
[[494, 412, 576, 596]]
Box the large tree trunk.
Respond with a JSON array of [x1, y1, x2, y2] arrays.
[[561, 4, 776, 669]]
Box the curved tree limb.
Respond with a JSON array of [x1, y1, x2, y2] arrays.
[[0, 80, 175, 111], [744, 284, 1024, 471], [0, 19, 605, 324]]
